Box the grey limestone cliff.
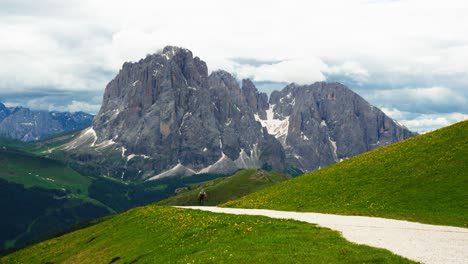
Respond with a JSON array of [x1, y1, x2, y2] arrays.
[[249, 82, 417, 171], [58, 46, 415, 180], [78, 46, 285, 180]]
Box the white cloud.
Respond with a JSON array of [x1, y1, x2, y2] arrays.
[[408, 86, 465, 105], [2, 102, 21, 108], [2, 0, 468, 92], [4, 98, 100, 114], [229, 57, 327, 84], [324, 61, 370, 82], [383, 86, 465, 105], [380, 107, 411, 121], [0, 0, 467, 131], [365, 86, 467, 114], [401, 113, 468, 133], [0, 16, 112, 93], [381, 107, 467, 133], [65, 101, 101, 113], [21, 98, 56, 111]]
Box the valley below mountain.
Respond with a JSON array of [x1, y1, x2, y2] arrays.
[[0, 46, 421, 254], [0, 137, 225, 253], [2, 120, 465, 263]]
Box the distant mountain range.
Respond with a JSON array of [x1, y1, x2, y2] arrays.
[[0, 102, 93, 141], [47, 46, 416, 180]]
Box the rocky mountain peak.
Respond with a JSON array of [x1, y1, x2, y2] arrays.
[[208, 70, 239, 89], [209, 70, 237, 85], [59, 46, 415, 181], [84, 47, 286, 181], [252, 81, 417, 171], [241, 79, 269, 119], [0, 102, 10, 122], [162, 45, 190, 57]]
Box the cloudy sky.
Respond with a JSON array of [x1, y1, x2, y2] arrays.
[[1, 0, 467, 132]]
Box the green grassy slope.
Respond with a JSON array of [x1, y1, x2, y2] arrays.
[[0, 137, 31, 150], [1, 205, 413, 264], [224, 121, 468, 227], [0, 147, 112, 252], [0, 179, 110, 253], [26, 130, 82, 155], [0, 148, 91, 196], [0, 145, 186, 252], [0, 139, 246, 252], [159, 170, 291, 206]]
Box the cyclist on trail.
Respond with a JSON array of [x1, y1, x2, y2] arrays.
[[198, 190, 207, 206]]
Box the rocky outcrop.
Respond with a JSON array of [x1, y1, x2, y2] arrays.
[[241, 79, 268, 119], [0, 102, 93, 142], [84, 46, 284, 180], [250, 82, 417, 171], [59, 46, 415, 181], [0, 102, 9, 122]]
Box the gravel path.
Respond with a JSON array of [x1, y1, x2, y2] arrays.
[[178, 206, 468, 264]]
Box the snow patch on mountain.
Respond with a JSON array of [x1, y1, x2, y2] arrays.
[[147, 163, 196, 180], [95, 139, 116, 149], [254, 104, 290, 146], [320, 120, 327, 128], [62, 127, 97, 150], [328, 136, 338, 161], [197, 152, 237, 175], [233, 145, 261, 169], [127, 154, 150, 161]]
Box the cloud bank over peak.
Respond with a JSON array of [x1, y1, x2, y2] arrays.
[[0, 0, 467, 132], [225, 57, 327, 84]]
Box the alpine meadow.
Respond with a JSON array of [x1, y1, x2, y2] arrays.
[[1, 1, 467, 263]]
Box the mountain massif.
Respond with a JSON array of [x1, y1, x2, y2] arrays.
[[0, 103, 93, 142], [52, 46, 416, 181]]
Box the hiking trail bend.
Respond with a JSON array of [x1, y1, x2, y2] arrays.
[[177, 206, 468, 264]]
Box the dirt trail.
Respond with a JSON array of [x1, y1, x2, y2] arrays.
[[178, 206, 468, 264]]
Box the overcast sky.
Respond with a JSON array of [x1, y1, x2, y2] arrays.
[[1, 0, 467, 132]]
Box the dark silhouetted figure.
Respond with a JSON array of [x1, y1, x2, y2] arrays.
[[198, 190, 207, 206]]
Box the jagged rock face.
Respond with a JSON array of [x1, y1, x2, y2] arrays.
[[0, 102, 93, 142], [91, 46, 285, 180], [0, 102, 9, 122], [241, 79, 268, 119], [253, 82, 417, 171], [63, 46, 415, 181]]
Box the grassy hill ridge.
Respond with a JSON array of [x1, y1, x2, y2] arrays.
[[223, 120, 468, 227], [159, 170, 291, 206], [0, 147, 93, 196], [1, 205, 413, 263], [0, 147, 112, 252], [0, 137, 292, 253], [0, 142, 193, 252]]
